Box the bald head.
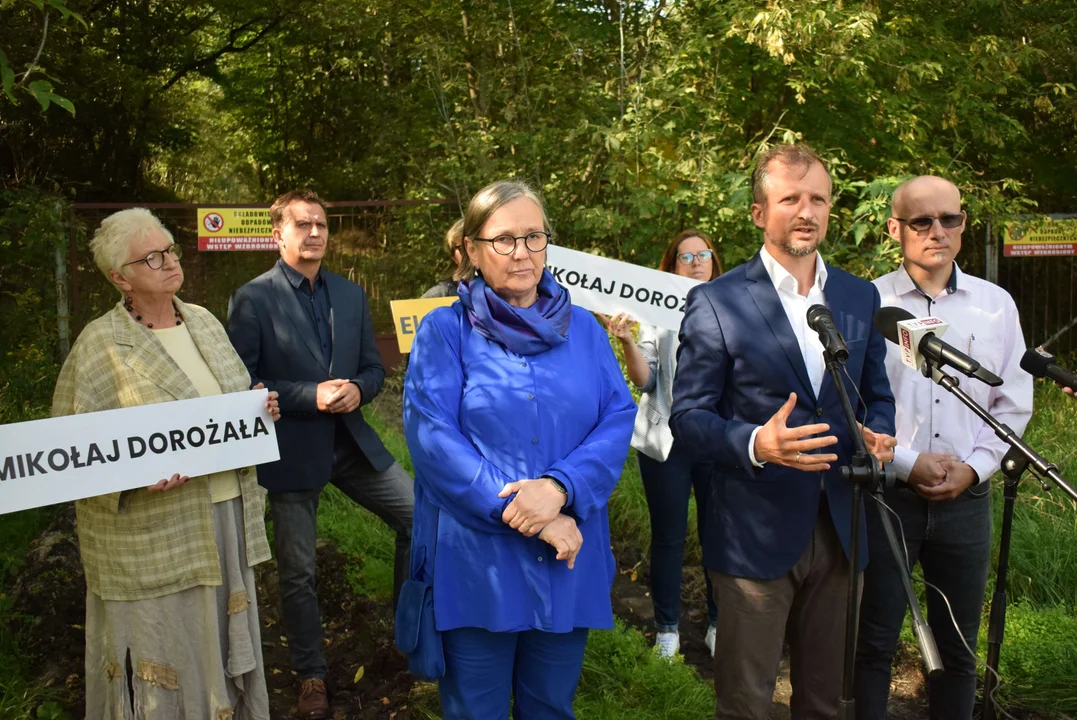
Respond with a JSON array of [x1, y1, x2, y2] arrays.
[[891, 176, 961, 218], [888, 174, 966, 283]]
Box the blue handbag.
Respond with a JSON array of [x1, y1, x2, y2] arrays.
[[394, 547, 445, 679]]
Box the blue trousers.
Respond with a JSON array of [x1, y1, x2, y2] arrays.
[[854, 485, 992, 720], [638, 443, 717, 631], [439, 627, 589, 720]]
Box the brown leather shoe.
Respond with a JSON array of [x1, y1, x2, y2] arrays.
[[297, 677, 329, 719]]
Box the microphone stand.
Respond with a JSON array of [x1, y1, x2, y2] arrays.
[[824, 352, 944, 720], [919, 361, 1076, 720]]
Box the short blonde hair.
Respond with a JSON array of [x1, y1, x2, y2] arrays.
[[90, 208, 175, 290], [453, 180, 551, 282]]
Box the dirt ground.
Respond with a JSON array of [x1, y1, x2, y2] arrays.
[[7, 507, 419, 720], [7, 504, 1053, 720]]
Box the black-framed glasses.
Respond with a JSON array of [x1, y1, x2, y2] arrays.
[[122, 243, 183, 270], [893, 212, 965, 233], [677, 250, 714, 265], [473, 231, 551, 255]]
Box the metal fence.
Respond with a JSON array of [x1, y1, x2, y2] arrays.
[[66, 200, 462, 370], [62, 202, 1077, 363], [981, 215, 1077, 358]]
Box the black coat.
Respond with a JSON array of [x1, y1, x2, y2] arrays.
[[227, 261, 394, 492]]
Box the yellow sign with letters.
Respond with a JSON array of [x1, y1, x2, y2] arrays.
[[390, 296, 458, 354], [197, 207, 276, 251]]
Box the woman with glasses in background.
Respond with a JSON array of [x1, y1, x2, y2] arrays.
[[402, 180, 635, 718], [52, 208, 280, 719], [601, 229, 723, 659]]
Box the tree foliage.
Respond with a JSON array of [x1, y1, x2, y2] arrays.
[[3, 0, 1073, 274]]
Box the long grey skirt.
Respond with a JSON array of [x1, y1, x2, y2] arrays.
[[83, 497, 270, 720]]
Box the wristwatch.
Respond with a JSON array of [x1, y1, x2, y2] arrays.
[[544, 475, 568, 494]]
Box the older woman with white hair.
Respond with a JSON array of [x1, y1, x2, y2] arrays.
[[52, 208, 280, 720]]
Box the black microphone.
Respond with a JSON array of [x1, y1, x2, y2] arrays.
[[1020, 347, 1077, 392], [873, 306, 1003, 387], [807, 304, 849, 363]]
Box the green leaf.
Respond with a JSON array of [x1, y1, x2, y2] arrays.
[[49, 94, 75, 115], [0, 50, 14, 102], [28, 79, 55, 94]]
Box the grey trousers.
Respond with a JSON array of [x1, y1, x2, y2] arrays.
[[269, 428, 413, 680], [710, 499, 855, 720]]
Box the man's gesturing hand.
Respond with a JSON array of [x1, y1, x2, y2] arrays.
[[753, 393, 839, 472], [859, 424, 897, 465]]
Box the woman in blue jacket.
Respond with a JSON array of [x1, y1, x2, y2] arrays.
[[403, 180, 635, 719]]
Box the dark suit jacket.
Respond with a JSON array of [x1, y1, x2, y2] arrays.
[[670, 252, 895, 580], [227, 261, 394, 493]]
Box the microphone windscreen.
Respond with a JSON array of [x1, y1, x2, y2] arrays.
[[1020, 348, 1054, 379], [873, 306, 915, 344], [806, 303, 832, 330]]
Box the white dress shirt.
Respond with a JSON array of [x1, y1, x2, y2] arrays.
[[873, 263, 1033, 484], [748, 246, 829, 467]]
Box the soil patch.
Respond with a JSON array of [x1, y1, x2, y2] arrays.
[[7, 507, 420, 719]]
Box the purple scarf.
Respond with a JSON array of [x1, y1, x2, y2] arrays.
[[458, 269, 572, 356]]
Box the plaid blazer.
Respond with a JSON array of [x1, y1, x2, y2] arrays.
[[51, 299, 271, 601]]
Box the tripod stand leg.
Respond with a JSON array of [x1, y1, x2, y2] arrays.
[[982, 451, 1025, 720]]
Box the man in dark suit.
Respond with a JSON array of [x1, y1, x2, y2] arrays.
[[671, 145, 896, 719], [227, 189, 413, 719]]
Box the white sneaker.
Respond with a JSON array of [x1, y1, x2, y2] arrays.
[[654, 631, 680, 658], [704, 624, 716, 657]]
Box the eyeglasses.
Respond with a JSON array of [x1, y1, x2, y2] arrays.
[[473, 231, 551, 256], [677, 250, 714, 265], [122, 243, 183, 270], [893, 212, 965, 233]]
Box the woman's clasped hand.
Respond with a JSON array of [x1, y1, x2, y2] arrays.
[[498, 478, 582, 567]]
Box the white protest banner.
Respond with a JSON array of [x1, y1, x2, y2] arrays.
[[545, 245, 702, 332], [0, 390, 279, 515]]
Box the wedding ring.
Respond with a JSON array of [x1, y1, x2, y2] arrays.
[[795, 452, 802, 463], [522, 525, 531, 534]]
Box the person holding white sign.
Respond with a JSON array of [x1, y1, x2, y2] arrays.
[[52, 208, 281, 720], [402, 180, 636, 718], [600, 229, 723, 660]]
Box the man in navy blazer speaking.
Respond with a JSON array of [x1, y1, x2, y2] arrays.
[[227, 190, 413, 718], [671, 145, 896, 720]]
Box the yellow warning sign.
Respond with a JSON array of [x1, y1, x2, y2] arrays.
[[197, 207, 276, 251]]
